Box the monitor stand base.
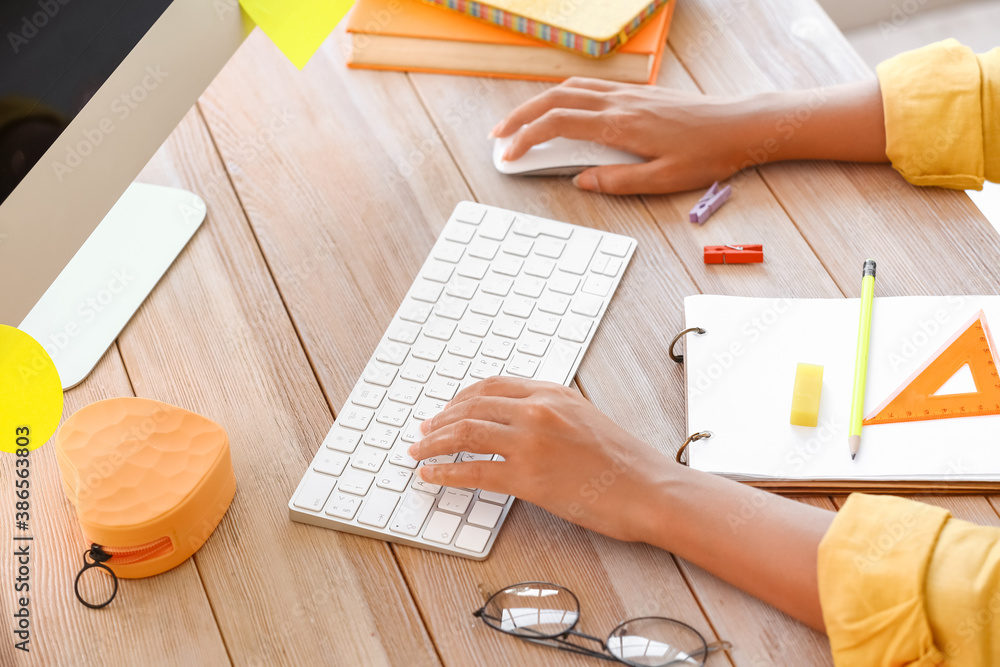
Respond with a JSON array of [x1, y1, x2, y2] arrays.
[[19, 182, 206, 389]]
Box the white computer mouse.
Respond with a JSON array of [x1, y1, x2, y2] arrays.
[[492, 135, 644, 176]]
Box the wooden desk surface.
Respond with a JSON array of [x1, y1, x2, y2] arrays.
[[4, 0, 999, 664]]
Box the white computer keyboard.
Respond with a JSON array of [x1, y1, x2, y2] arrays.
[[288, 202, 636, 559]]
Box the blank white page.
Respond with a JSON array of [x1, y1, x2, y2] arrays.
[[684, 295, 1000, 480]]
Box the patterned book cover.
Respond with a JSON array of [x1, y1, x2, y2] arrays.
[[416, 0, 671, 57]]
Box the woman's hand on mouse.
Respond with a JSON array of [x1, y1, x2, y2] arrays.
[[490, 77, 887, 195], [409, 376, 673, 543]]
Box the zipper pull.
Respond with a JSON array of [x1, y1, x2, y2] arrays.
[[74, 544, 119, 609]]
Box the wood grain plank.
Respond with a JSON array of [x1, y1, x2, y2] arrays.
[[0, 349, 230, 666], [115, 102, 438, 666]]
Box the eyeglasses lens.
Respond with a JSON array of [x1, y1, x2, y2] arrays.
[[606, 618, 709, 667], [482, 583, 580, 639]]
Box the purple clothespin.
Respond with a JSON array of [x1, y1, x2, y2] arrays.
[[689, 181, 732, 224]]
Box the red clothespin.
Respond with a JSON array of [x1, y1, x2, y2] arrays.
[[704, 244, 763, 264], [689, 181, 732, 224]]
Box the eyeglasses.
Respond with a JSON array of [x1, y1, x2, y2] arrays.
[[473, 582, 731, 666]]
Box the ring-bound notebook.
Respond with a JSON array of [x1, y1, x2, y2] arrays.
[[416, 0, 671, 57], [676, 295, 1000, 494]]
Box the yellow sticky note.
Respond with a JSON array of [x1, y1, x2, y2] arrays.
[[240, 0, 354, 69], [790, 363, 823, 427]]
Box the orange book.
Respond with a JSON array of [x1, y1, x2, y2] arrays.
[[345, 0, 674, 84]]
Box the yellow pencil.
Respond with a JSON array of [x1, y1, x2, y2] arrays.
[[848, 259, 876, 459]]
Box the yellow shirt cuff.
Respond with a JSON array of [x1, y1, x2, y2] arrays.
[[877, 39, 985, 190], [818, 493, 950, 666]]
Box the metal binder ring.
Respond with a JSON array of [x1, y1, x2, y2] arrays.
[[669, 327, 706, 364], [676, 431, 712, 465]]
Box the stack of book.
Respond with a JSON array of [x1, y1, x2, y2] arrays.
[[345, 0, 675, 84]]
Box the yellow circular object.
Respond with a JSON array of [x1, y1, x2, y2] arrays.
[[0, 325, 63, 453]]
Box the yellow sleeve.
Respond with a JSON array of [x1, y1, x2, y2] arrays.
[[876, 39, 1000, 190], [818, 493, 1000, 666]]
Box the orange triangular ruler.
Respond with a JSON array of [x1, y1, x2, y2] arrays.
[[864, 310, 1000, 425]]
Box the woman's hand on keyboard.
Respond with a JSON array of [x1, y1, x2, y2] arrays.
[[490, 77, 887, 195], [410, 376, 672, 543]]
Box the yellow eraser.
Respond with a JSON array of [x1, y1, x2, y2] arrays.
[[790, 363, 824, 427]]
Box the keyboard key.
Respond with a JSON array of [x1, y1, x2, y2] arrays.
[[539, 220, 573, 239], [459, 315, 492, 338], [325, 492, 362, 520], [412, 281, 444, 303], [389, 381, 423, 405], [492, 316, 525, 339], [313, 450, 350, 477], [478, 490, 510, 505], [590, 254, 609, 275], [482, 336, 515, 360], [438, 488, 474, 514], [438, 356, 472, 379], [479, 210, 513, 240], [433, 242, 465, 263], [423, 511, 462, 544], [470, 295, 503, 317], [536, 340, 581, 384], [411, 337, 446, 362], [399, 302, 432, 324], [538, 292, 571, 315], [604, 258, 623, 277], [375, 342, 408, 366], [482, 275, 513, 296], [524, 256, 555, 278], [453, 201, 486, 224], [389, 442, 420, 469], [456, 258, 490, 280], [455, 524, 492, 553], [400, 359, 435, 383], [493, 256, 523, 277], [423, 453, 457, 465], [364, 426, 399, 450], [535, 238, 566, 259], [512, 216, 542, 237], [387, 321, 421, 345], [325, 427, 362, 453], [338, 468, 375, 496], [340, 407, 375, 431], [570, 295, 603, 317], [423, 261, 454, 283], [467, 501, 503, 529], [293, 474, 336, 512], [377, 402, 411, 428], [448, 334, 482, 358], [352, 446, 387, 473], [401, 418, 424, 443], [503, 236, 533, 257], [435, 297, 468, 320], [582, 274, 613, 297], [444, 222, 477, 244], [414, 397, 447, 421], [471, 358, 505, 379], [517, 334, 550, 357], [445, 277, 479, 300], [502, 297, 534, 319], [468, 238, 500, 260], [423, 318, 457, 341], [507, 354, 540, 378], [411, 477, 442, 496], [461, 452, 493, 462], [357, 489, 400, 528], [600, 235, 632, 257], [527, 313, 561, 336], [557, 315, 594, 343], [352, 385, 386, 409], [558, 230, 601, 275], [390, 492, 436, 536], [513, 277, 546, 299], [550, 274, 580, 295], [426, 376, 461, 401], [376, 466, 413, 492]]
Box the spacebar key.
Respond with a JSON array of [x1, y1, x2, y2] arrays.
[[536, 341, 581, 385]]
